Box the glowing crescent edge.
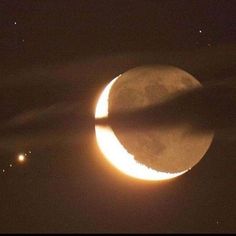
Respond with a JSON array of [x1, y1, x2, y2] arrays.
[[95, 75, 189, 181]]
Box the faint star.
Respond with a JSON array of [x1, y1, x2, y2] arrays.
[[22, 39, 25, 42], [9, 164, 13, 167], [2, 169, 5, 173], [14, 21, 17, 25], [199, 29, 202, 33]]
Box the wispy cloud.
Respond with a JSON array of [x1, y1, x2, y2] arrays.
[[97, 79, 236, 140], [0, 43, 235, 152], [4, 102, 80, 128]]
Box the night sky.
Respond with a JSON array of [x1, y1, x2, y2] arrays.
[[0, 0, 236, 233]]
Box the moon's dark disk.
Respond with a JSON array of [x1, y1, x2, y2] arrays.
[[108, 66, 214, 173]]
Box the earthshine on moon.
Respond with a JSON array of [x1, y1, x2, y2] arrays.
[[95, 65, 214, 181]]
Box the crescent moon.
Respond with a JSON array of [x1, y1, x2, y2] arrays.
[[95, 75, 188, 181]]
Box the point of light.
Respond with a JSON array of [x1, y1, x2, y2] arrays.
[[199, 29, 202, 33], [9, 164, 13, 167], [95, 76, 188, 181], [14, 21, 17, 25], [18, 154, 26, 163]]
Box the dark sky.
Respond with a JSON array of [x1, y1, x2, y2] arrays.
[[0, 0, 236, 233]]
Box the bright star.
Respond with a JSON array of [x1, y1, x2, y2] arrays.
[[18, 154, 26, 163]]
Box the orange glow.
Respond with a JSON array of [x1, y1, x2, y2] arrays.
[[95, 76, 188, 181], [18, 154, 26, 163]]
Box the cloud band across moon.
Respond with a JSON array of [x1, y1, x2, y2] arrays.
[[96, 78, 236, 136]]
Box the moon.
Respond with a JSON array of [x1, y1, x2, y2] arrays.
[[95, 65, 214, 181]]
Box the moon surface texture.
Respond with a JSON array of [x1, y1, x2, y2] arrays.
[[95, 65, 214, 181]]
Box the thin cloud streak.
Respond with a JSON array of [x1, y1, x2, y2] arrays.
[[96, 79, 236, 139]]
